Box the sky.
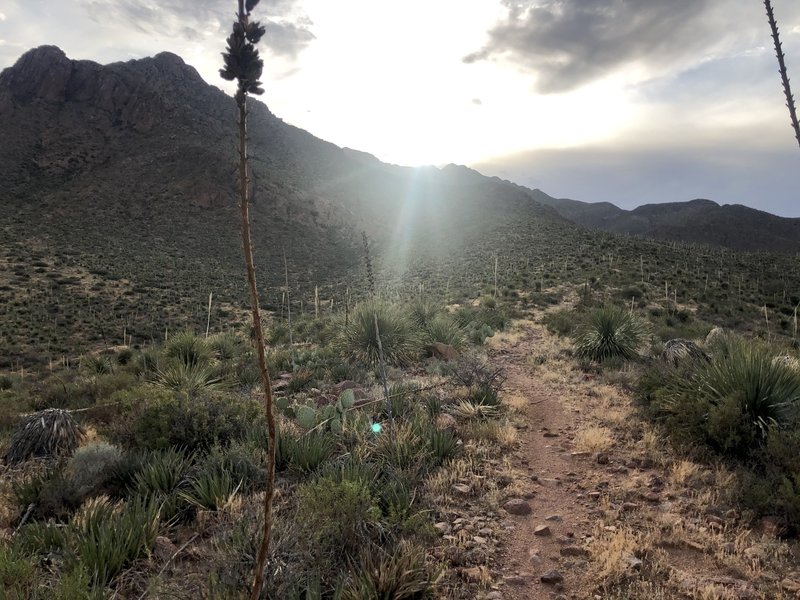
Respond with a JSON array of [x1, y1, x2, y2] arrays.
[[1, 0, 800, 216]]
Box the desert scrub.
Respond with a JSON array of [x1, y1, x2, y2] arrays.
[[339, 301, 422, 366], [543, 307, 579, 337], [574, 304, 649, 362], [651, 338, 800, 455], [295, 476, 383, 570], [124, 390, 261, 452]]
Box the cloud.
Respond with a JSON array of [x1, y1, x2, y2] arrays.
[[81, 0, 314, 58], [0, 12, 6, 21], [464, 0, 786, 93]]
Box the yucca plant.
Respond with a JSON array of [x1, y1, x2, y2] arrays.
[[574, 304, 649, 362], [407, 299, 441, 329], [658, 340, 800, 451], [133, 448, 193, 498], [69, 495, 161, 588], [424, 316, 465, 350], [428, 429, 459, 463], [165, 330, 213, 368], [153, 361, 224, 395], [375, 425, 423, 471], [289, 432, 334, 473], [339, 302, 422, 367], [84, 354, 114, 375], [4, 408, 84, 464], [342, 541, 438, 599], [180, 468, 242, 511]]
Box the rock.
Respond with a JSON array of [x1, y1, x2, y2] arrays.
[[333, 380, 359, 393], [640, 491, 661, 503], [428, 342, 459, 361], [461, 566, 485, 583], [624, 554, 642, 571], [453, 484, 472, 496], [486, 592, 503, 600], [621, 502, 639, 512], [153, 536, 178, 563], [504, 571, 535, 585], [435, 413, 458, 432], [503, 499, 532, 515], [434, 522, 450, 534], [595, 452, 610, 465], [533, 525, 551, 537], [540, 570, 563, 584], [545, 514, 562, 522], [560, 545, 590, 558]]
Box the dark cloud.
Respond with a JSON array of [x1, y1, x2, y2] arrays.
[[83, 0, 313, 59], [464, 0, 759, 93]]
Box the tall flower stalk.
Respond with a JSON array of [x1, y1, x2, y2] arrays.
[[764, 0, 800, 150], [220, 2, 276, 598]]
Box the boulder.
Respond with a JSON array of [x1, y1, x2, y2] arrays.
[[428, 342, 459, 361]]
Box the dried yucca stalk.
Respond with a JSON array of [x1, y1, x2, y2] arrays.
[[4, 408, 84, 464]]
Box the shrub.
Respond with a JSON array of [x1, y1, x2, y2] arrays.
[[543, 308, 578, 337], [296, 477, 382, 563], [129, 391, 260, 452], [200, 443, 266, 494], [208, 332, 243, 361], [574, 305, 649, 362], [84, 354, 114, 375], [339, 302, 422, 367], [4, 408, 84, 464], [64, 441, 123, 498], [654, 340, 800, 455], [375, 425, 425, 471]]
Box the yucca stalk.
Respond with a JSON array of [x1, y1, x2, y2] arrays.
[[220, 2, 275, 598], [764, 0, 800, 149]]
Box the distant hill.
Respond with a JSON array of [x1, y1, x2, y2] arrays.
[[534, 195, 800, 253]]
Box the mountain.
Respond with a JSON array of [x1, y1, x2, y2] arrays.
[[0, 46, 572, 363], [534, 194, 800, 253]]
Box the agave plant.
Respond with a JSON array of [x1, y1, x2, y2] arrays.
[[4, 408, 84, 464], [574, 305, 649, 362]]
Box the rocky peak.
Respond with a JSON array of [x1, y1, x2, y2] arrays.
[[0, 45, 73, 103]]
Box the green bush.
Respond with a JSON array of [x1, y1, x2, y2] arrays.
[[128, 390, 260, 452], [339, 302, 422, 367], [407, 299, 441, 329], [654, 339, 800, 455], [153, 361, 225, 396], [289, 432, 334, 473], [64, 441, 123, 498], [296, 477, 382, 563], [574, 305, 649, 362], [543, 308, 578, 337]]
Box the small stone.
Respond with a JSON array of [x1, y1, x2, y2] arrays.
[[434, 522, 450, 534], [640, 491, 660, 503], [588, 491, 602, 500], [505, 573, 534, 586], [473, 536, 489, 545], [621, 502, 639, 512], [534, 525, 551, 537], [540, 570, 564, 584], [453, 484, 471, 496], [545, 514, 562, 522], [595, 452, 610, 465], [435, 413, 458, 431], [153, 536, 178, 563], [503, 499, 532, 515], [560, 546, 591, 558], [486, 593, 503, 600], [625, 554, 643, 571], [543, 431, 559, 438]]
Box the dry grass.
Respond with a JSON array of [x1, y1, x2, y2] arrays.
[[573, 425, 615, 452]]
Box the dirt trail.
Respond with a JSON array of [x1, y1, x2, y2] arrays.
[[487, 323, 601, 599]]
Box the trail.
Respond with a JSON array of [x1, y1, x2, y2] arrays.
[[487, 322, 600, 599]]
